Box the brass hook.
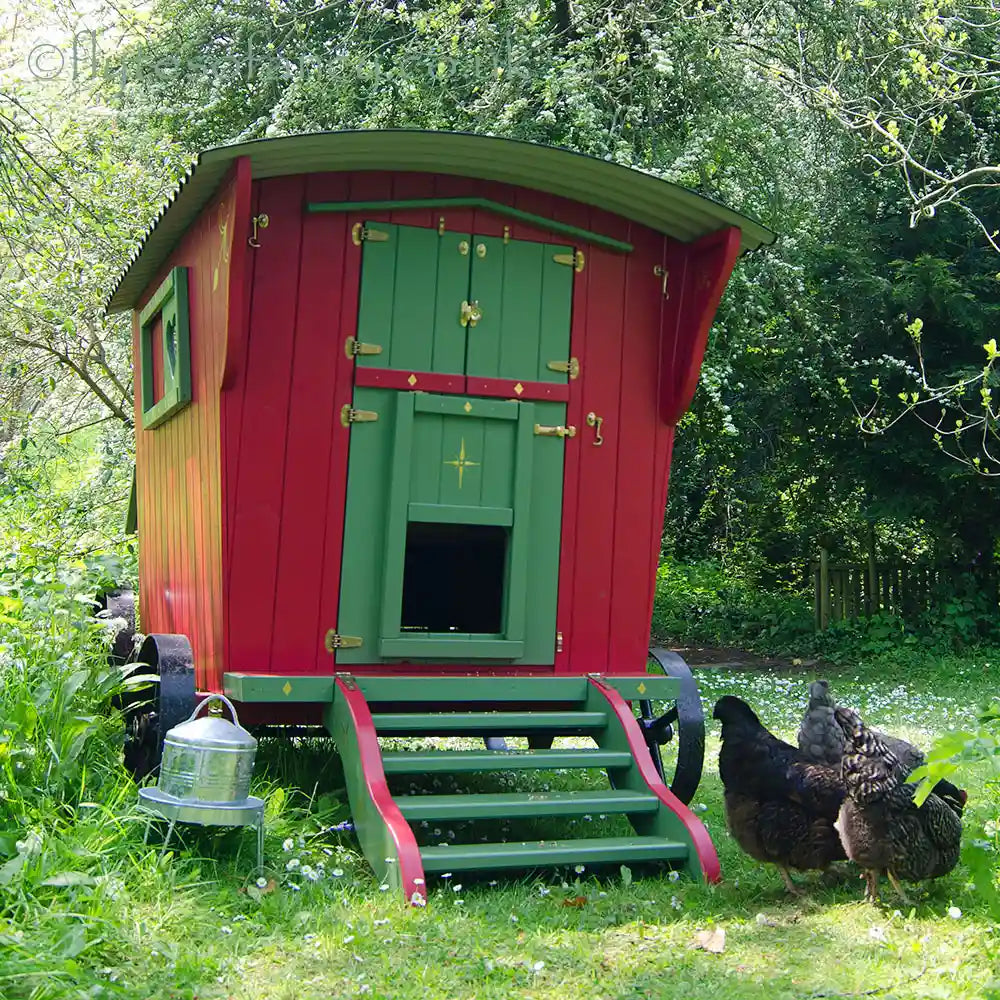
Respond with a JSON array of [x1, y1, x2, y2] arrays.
[[586, 411, 604, 446], [248, 213, 269, 248]]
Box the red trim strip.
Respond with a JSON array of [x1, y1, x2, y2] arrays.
[[354, 367, 465, 394], [334, 678, 426, 904], [465, 377, 570, 402], [586, 676, 721, 883]]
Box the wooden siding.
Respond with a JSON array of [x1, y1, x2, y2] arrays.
[[221, 172, 701, 679], [133, 169, 240, 692]]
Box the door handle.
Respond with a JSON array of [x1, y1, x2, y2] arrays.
[[460, 300, 482, 327], [586, 412, 604, 446]]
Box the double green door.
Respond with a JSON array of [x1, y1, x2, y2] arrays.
[[335, 221, 576, 665]]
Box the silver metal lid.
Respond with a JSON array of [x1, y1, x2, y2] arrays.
[[164, 694, 257, 750]]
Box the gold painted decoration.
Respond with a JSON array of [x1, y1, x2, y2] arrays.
[[444, 438, 479, 488]]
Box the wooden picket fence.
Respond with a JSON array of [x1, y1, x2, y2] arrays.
[[811, 548, 996, 629]]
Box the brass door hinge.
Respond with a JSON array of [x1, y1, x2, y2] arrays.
[[556, 631, 564, 653], [344, 337, 383, 359], [340, 404, 379, 426], [547, 358, 580, 380], [553, 250, 585, 272], [534, 423, 576, 438], [352, 223, 389, 246], [325, 631, 363, 652]]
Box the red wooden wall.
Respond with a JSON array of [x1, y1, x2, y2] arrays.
[[219, 170, 706, 680], [133, 163, 738, 694], [133, 167, 241, 692]]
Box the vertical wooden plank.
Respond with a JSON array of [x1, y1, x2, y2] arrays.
[[226, 174, 305, 673], [609, 224, 664, 672], [379, 394, 416, 643], [269, 175, 352, 675], [505, 401, 536, 646], [565, 208, 629, 673]]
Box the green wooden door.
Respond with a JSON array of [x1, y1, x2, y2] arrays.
[[335, 222, 576, 665], [354, 222, 472, 375], [335, 388, 568, 665], [465, 236, 575, 383]]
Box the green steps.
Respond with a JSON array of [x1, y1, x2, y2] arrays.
[[370, 710, 607, 735], [325, 674, 710, 895], [380, 748, 633, 774], [394, 788, 659, 822], [420, 836, 689, 872]]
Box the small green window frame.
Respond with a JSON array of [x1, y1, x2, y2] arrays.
[[138, 267, 191, 429]]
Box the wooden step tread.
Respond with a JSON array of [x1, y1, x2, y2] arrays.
[[420, 836, 688, 871], [371, 711, 607, 734], [395, 788, 658, 821], [381, 748, 633, 774]]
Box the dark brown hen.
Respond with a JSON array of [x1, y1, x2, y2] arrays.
[[713, 695, 846, 894], [833, 706, 965, 903]]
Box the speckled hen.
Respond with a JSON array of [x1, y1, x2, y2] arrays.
[[713, 695, 847, 895], [798, 679, 967, 807], [833, 706, 965, 904]]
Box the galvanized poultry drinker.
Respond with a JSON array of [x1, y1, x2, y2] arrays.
[[138, 694, 265, 870]]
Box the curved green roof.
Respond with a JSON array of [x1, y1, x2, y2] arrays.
[[105, 129, 776, 314]]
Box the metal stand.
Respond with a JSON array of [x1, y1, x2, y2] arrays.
[[139, 787, 266, 872]]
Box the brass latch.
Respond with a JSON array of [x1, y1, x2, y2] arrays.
[[352, 223, 389, 246], [547, 358, 580, 379], [654, 265, 669, 297], [460, 300, 482, 327], [340, 405, 379, 426], [586, 411, 604, 445], [325, 631, 363, 652], [344, 337, 383, 359], [248, 213, 269, 248], [553, 250, 585, 272], [534, 423, 576, 438]]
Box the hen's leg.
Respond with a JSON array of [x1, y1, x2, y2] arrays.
[[887, 871, 911, 906], [778, 866, 805, 896], [863, 869, 881, 902]]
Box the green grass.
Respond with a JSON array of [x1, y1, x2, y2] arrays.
[[5, 652, 998, 1000]]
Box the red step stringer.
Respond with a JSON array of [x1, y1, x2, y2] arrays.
[[333, 678, 427, 904], [586, 676, 722, 883]]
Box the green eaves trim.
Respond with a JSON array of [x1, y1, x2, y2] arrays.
[[307, 198, 634, 253]]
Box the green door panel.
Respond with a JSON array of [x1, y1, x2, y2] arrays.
[[336, 389, 568, 665], [336, 386, 399, 665], [466, 237, 575, 383], [355, 222, 471, 375]]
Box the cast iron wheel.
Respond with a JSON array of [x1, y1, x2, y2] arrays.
[[639, 648, 705, 806], [122, 634, 196, 782], [96, 588, 139, 667]]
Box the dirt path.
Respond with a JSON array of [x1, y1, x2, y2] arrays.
[[663, 643, 822, 672]]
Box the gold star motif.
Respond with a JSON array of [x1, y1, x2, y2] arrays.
[[407, 374, 417, 386], [444, 438, 479, 488], [637, 681, 646, 695], [282, 681, 292, 696], [463, 401, 472, 413], [514, 382, 524, 395]]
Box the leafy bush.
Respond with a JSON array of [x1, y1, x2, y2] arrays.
[[650, 557, 814, 653]]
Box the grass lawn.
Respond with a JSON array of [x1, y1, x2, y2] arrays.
[[5, 654, 999, 1000]]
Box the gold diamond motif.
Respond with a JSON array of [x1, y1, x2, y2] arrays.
[[463, 401, 472, 413], [637, 681, 646, 695], [514, 382, 524, 395], [407, 374, 417, 386], [282, 681, 292, 696]]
